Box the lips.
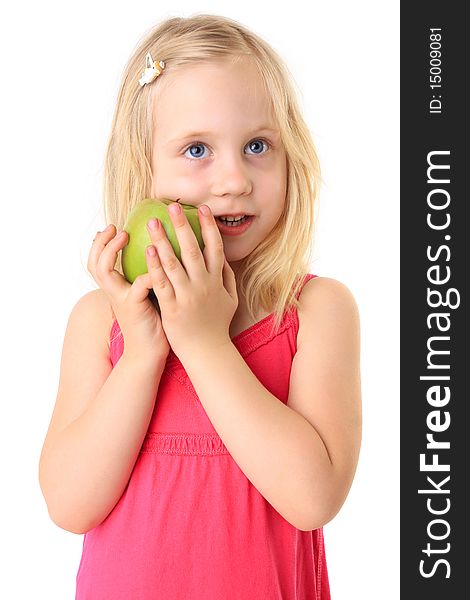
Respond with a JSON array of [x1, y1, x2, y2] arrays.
[[214, 214, 252, 219], [216, 215, 248, 224], [215, 215, 255, 236]]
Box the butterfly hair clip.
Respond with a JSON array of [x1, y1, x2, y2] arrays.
[[139, 53, 165, 87]]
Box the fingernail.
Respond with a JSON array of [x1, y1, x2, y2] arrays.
[[199, 205, 210, 216], [169, 202, 181, 216], [148, 219, 159, 231]]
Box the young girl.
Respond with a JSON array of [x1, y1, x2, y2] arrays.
[[39, 14, 361, 599]]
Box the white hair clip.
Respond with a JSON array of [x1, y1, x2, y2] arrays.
[[139, 53, 165, 87]]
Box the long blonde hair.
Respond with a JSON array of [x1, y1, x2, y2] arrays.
[[103, 14, 321, 335]]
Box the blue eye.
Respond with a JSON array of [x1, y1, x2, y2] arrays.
[[246, 139, 269, 154], [183, 138, 270, 161], [184, 143, 208, 159]]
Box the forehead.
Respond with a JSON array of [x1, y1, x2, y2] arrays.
[[153, 58, 277, 136]]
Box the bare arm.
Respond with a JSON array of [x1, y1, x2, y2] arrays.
[[38, 291, 167, 534], [177, 277, 362, 531]]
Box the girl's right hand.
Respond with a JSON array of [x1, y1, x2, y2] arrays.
[[87, 224, 170, 363]]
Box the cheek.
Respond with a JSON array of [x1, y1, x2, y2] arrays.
[[260, 166, 287, 208], [260, 153, 287, 192], [152, 166, 207, 202]]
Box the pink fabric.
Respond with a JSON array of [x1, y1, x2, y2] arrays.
[[76, 273, 330, 599]]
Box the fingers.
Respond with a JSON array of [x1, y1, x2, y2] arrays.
[[147, 203, 224, 279], [88, 225, 164, 310], [87, 225, 115, 278], [222, 257, 238, 303], [127, 271, 160, 306], [144, 242, 176, 305], [146, 216, 189, 292], [197, 205, 225, 276], [153, 204, 210, 278], [87, 225, 129, 301]]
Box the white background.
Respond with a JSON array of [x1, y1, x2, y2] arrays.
[[0, 1, 399, 598]]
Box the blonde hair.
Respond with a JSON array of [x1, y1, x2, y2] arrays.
[[103, 14, 321, 336]]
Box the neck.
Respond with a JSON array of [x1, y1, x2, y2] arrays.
[[228, 260, 271, 325], [228, 258, 244, 278]]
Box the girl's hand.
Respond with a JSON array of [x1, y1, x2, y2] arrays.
[[145, 204, 238, 360], [87, 225, 170, 363]]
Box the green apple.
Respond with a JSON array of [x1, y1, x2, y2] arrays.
[[121, 198, 205, 312]]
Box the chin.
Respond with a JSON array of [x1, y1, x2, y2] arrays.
[[227, 257, 243, 268], [225, 248, 249, 262]]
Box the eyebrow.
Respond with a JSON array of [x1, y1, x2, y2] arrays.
[[167, 126, 280, 144]]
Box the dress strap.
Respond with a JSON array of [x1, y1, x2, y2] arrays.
[[294, 273, 318, 300], [109, 319, 124, 366]]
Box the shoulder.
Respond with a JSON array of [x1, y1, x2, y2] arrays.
[[299, 275, 358, 307], [68, 288, 115, 350], [40, 290, 115, 470], [72, 288, 114, 321], [297, 276, 360, 350]]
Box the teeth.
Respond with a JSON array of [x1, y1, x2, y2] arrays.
[[218, 215, 246, 223], [217, 215, 249, 228]]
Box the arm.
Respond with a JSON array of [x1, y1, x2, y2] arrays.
[[178, 277, 362, 531], [38, 291, 166, 535]]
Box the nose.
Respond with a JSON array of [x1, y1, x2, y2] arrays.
[[210, 152, 253, 198]]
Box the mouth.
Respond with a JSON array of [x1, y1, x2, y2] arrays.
[[215, 215, 255, 236], [215, 214, 250, 223]]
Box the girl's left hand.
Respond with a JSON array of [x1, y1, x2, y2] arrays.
[[145, 203, 238, 360]]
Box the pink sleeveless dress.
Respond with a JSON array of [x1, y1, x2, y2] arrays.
[[76, 273, 330, 599]]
